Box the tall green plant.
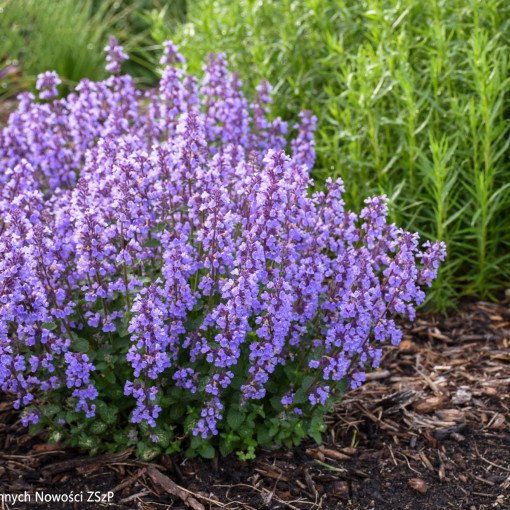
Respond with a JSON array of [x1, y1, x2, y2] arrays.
[[149, 0, 510, 306], [0, 0, 146, 94]]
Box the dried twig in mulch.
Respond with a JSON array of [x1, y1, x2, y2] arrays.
[[0, 299, 509, 509]]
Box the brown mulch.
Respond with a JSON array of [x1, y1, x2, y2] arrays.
[[1, 299, 509, 510]]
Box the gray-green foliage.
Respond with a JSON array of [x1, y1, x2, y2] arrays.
[[149, 0, 510, 306]]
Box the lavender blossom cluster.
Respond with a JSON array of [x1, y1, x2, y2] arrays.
[[0, 39, 445, 447]]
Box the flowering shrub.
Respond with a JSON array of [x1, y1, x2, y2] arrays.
[[0, 39, 446, 460]]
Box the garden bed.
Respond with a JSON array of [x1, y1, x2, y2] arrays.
[[1, 298, 508, 509]]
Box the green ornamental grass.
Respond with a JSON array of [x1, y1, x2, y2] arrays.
[[0, 0, 157, 96]]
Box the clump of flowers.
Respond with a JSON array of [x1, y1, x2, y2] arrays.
[[0, 39, 446, 459]]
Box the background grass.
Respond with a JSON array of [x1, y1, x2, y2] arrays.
[[148, 0, 510, 308], [0, 0, 186, 97], [1, 0, 121, 96]]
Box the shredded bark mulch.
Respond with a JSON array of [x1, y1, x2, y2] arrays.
[[1, 298, 509, 510]]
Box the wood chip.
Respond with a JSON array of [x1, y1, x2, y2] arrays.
[[119, 489, 149, 504], [307, 449, 325, 462], [364, 370, 391, 381], [487, 413, 506, 429], [317, 447, 351, 461], [428, 327, 451, 343], [340, 447, 358, 455], [398, 339, 417, 352], [414, 396, 446, 413], [304, 469, 319, 499], [254, 467, 289, 483], [31, 443, 64, 453], [408, 478, 428, 494], [75, 465, 99, 475], [147, 467, 205, 510], [434, 409, 465, 422], [111, 468, 147, 494], [419, 451, 434, 472], [331, 481, 349, 499], [452, 389, 472, 405], [438, 460, 445, 482]]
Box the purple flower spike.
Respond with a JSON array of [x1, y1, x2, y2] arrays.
[[36, 71, 61, 100], [105, 36, 128, 74], [160, 40, 186, 66]]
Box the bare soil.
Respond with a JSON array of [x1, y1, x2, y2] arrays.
[[1, 298, 509, 510]]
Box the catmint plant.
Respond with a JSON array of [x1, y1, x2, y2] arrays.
[[0, 38, 446, 460]]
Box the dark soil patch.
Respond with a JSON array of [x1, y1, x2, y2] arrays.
[[1, 299, 509, 510]]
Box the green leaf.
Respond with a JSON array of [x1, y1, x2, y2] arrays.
[[311, 414, 324, 429], [292, 421, 306, 440], [199, 443, 216, 459], [238, 423, 254, 439], [236, 446, 256, 461], [283, 364, 297, 380], [310, 429, 323, 445], [159, 395, 174, 408], [169, 404, 185, 421], [219, 439, 234, 457], [301, 376, 315, 391], [41, 322, 57, 331], [123, 311, 133, 324], [256, 424, 273, 448], [185, 315, 204, 331], [103, 385, 124, 400], [231, 375, 244, 390], [137, 441, 161, 461], [254, 406, 265, 419], [115, 337, 131, 350], [96, 345, 113, 361], [227, 408, 244, 431], [42, 404, 61, 417], [165, 441, 182, 455], [335, 376, 348, 396], [114, 431, 130, 446], [72, 337, 90, 353], [293, 388, 308, 404], [183, 414, 198, 435], [117, 322, 131, 338], [78, 434, 99, 450], [29, 421, 46, 435], [89, 420, 108, 435], [103, 370, 116, 385], [192, 301, 204, 311], [49, 430, 63, 443], [169, 386, 184, 399], [152, 427, 172, 449], [189, 435, 202, 451], [97, 403, 118, 425], [144, 238, 162, 248], [65, 410, 76, 423], [185, 447, 198, 458], [270, 396, 283, 412]]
